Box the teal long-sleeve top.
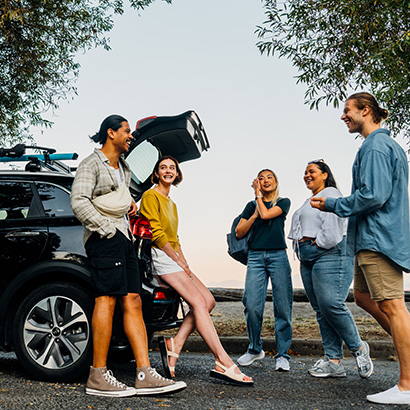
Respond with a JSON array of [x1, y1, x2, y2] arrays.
[[325, 128, 410, 272]]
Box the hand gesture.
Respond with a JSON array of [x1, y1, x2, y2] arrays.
[[310, 197, 327, 211], [251, 178, 261, 197]]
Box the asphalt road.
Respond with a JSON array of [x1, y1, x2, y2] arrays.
[[0, 351, 408, 410]]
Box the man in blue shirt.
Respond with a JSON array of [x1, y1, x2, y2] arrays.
[[311, 92, 410, 404]]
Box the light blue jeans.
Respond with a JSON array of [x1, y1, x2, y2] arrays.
[[297, 237, 362, 359], [243, 249, 293, 359]]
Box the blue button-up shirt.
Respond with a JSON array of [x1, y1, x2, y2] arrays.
[[325, 128, 410, 272]]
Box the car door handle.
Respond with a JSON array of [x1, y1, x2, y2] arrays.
[[5, 231, 42, 238]]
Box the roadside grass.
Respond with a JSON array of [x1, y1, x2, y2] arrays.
[[212, 316, 389, 341], [159, 316, 390, 341]]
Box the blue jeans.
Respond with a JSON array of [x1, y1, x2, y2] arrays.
[[243, 249, 293, 359], [297, 238, 362, 359]]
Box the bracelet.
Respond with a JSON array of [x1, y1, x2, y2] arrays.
[[255, 195, 262, 199]]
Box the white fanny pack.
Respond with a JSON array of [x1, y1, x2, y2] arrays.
[[92, 183, 132, 218]]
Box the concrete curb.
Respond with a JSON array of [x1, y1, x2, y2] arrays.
[[153, 335, 396, 359]]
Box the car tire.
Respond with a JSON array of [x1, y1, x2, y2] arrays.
[[13, 282, 93, 382]]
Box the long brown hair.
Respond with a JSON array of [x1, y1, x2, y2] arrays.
[[347, 92, 389, 124], [307, 160, 338, 189]]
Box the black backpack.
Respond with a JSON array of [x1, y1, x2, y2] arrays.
[[226, 207, 254, 265]]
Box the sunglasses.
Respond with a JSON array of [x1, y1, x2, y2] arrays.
[[308, 158, 325, 164]]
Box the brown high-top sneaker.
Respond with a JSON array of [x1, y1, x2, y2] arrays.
[[135, 366, 187, 395], [86, 366, 136, 397]]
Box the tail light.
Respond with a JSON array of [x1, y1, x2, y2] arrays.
[[154, 291, 166, 300], [130, 215, 153, 239], [135, 116, 157, 130]]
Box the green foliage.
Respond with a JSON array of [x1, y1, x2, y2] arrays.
[[256, 0, 410, 138], [0, 0, 171, 147]]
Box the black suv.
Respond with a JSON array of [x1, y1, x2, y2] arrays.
[[0, 111, 209, 382]]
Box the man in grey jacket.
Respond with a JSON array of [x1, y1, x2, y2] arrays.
[[71, 115, 186, 397], [312, 93, 410, 404]]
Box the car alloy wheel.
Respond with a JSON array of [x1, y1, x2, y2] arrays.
[[13, 282, 93, 381]]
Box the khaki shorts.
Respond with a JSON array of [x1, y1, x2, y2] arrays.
[[354, 250, 404, 301]]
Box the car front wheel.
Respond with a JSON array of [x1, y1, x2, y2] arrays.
[[13, 282, 93, 381]]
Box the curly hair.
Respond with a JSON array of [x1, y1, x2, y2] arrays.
[[151, 155, 183, 186]]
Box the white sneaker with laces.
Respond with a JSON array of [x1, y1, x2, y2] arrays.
[[275, 356, 290, 371], [237, 350, 265, 366], [352, 341, 373, 378]]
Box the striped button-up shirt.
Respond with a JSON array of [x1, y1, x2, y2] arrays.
[[71, 148, 131, 244]]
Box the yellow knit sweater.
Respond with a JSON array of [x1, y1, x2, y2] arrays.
[[140, 189, 180, 251]]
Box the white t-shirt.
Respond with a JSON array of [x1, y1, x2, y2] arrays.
[[288, 187, 347, 249], [112, 163, 128, 224]]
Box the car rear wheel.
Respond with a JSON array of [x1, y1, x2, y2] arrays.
[[13, 282, 93, 381]]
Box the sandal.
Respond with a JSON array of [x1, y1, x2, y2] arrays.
[[158, 336, 179, 379], [209, 361, 254, 386]]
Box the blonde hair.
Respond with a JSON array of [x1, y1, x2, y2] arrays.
[[258, 169, 279, 207]]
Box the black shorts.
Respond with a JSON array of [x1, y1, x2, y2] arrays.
[[85, 230, 141, 297]]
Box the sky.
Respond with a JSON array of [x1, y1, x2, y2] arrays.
[[28, 0, 409, 289]]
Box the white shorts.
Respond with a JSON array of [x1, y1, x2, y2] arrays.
[[151, 247, 184, 275]]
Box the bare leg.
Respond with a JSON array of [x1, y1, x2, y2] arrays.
[[163, 271, 251, 381], [354, 290, 391, 334], [164, 273, 215, 375], [378, 298, 410, 391], [120, 293, 150, 367], [92, 296, 116, 368]]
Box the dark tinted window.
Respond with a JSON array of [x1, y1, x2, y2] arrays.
[[36, 183, 74, 217], [0, 182, 35, 220]]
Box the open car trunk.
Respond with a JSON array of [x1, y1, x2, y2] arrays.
[[125, 110, 209, 200]]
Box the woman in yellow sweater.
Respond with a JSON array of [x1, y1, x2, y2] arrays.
[[140, 156, 253, 386]]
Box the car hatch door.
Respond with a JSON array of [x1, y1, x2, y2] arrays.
[[125, 110, 210, 200]]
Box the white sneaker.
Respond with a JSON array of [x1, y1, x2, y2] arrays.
[[352, 341, 373, 379], [237, 350, 265, 366], [367, 385, 410, 404], [275, 356, 290, 371]]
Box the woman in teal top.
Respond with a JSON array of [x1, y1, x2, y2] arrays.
[[140, 155, 253, 386], [236, 169, 293, 371]]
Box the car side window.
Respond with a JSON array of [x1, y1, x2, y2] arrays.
[[36, 183, 74, 218], [0, 182, 35, 220]]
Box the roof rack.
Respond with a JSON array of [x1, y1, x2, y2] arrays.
[[0, 144, 78, 174]]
